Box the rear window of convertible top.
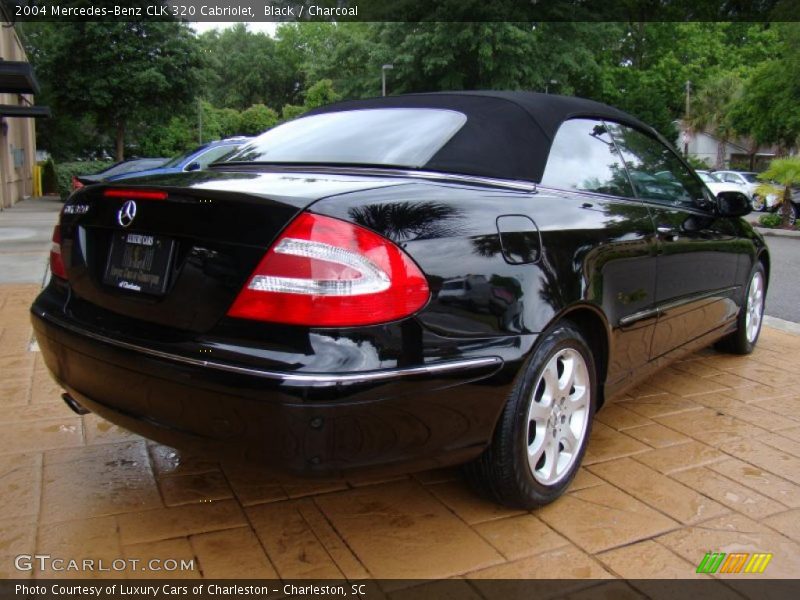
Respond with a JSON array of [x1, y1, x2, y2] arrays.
[[223, 108, 467, 169]]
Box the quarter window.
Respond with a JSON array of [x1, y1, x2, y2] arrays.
[[608, 123, 713, 210], [540, 119, 635, 198]]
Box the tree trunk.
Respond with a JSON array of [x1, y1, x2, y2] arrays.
[[716, 136, 726, 170], [781, 184, 792, 228], [115, 121, 125, 162]]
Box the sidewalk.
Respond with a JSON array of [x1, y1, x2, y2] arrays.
[[1, 281, 800, 584], [0, 195, 61, 285], [754, 226, 800, 239]]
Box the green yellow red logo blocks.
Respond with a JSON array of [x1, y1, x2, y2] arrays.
[[696, 551, 773, 574]]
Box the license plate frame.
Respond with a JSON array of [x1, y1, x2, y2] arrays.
[[102, 231, 175, 296]]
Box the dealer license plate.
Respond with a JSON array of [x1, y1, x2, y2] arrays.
[[103, 232, 175, 295]]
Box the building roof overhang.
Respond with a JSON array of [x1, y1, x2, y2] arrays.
[[0, 104, 51, 118], [0, 61, 40, 95]]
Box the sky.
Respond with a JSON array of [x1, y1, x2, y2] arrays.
[[190, 21, 279, 36]]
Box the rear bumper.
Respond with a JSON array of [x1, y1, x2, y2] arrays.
[[31, 306, 515, 477]]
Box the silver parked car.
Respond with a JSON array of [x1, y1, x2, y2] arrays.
[[714, 170, 779, 212]]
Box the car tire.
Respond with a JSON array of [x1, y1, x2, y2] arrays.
[[715, 262, 766, 355], [751, 194, 766, 212], [464, 322, 596, 508]]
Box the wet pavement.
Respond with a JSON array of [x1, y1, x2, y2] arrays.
[[1, 198, 800, 585]]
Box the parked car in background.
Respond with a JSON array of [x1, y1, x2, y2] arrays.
[[33, 92, 767, 509], [696, 170, 748, 197], [72, 158, 168, 191], [106, 137, 251, 182], [714, 170, 779, 211]]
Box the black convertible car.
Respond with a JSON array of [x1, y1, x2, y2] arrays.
[[32, 92, 767, 508]]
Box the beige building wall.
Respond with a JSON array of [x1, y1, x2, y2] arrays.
[[0, 24, 37, 209]]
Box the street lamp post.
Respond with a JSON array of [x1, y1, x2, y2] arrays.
[[382, 64, 394, 97], [684, 80, 692, 157]]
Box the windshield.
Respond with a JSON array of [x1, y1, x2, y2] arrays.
[[162, 145, 209, 168], [697, 172, 714, 183], [108, 159, 165, 176], [224, 108, 467, 168], [197, 145, 241, 168], [742, 173, 759, 183]]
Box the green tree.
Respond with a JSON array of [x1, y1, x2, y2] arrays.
[[22, 20, 201, 161], [198, 23, 300, 110], [372, 22, 618, 96], [239, 104, 279, 136], [275, 22, 375, 99], [136, 115, 196, 158], [279, 80, 341, 122], [686, 74, 743, 169], [304, 79, 341, 109], [281, 104, 307, 121], [599, 23, 760, 138], [731, 24, 800, 150]]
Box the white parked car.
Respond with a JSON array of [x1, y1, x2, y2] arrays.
[[713, 170, 780, 211], [696, 170, 748, 198]]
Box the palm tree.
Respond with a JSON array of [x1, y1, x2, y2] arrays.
[[347, 201, 464, 241], [756, 157, 800, 227], [686, 74, 743, 170]]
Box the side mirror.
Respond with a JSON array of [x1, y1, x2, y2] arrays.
[[185, 161, 200, 172], [717, 191, 752, 217]]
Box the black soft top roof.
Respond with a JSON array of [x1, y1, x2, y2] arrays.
[[306, 91, 655, 183]]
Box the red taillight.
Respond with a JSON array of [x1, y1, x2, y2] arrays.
[[103, 188, 168, 200], [227, 212, 430, 326], [50, 224, 67, 280], [71, 176, 84, 191]]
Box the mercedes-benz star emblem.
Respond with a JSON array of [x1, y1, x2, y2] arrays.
[[117, 200, 137, 228]]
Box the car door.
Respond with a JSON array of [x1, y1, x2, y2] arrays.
[[539, 118, 659, 382], [607, 123, 741, 359]]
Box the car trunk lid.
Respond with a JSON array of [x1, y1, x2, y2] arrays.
[[60, 170, 409, 333]]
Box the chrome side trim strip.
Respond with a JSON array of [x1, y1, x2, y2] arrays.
[[35, 309, 503, 385], [619, 308, 659, 328], [373, 168, 537, 192], [214, 164, 537, 193], [619, 285, 740, 327], [658, 286, 739, 314]]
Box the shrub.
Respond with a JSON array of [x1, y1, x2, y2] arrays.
[[281, 104, 307, 121], [239, 104, 279, 136], [54, 161, 113, 200], [41, 158, 58, 195], [758, 213, 782, 228], [686, 155, 711, 170]]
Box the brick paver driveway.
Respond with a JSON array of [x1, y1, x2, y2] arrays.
[[2, 282, 800, 582]]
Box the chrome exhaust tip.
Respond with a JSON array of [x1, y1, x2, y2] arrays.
[[61, 392, 90, 415]]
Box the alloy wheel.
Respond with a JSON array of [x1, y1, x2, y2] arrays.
[[751, 195, 765, 211], [745, 270, 765, 344], [526, 348, 591, 485]]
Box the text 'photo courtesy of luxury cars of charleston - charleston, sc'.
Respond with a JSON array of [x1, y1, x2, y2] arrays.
[[13, 583, 371, 597]]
